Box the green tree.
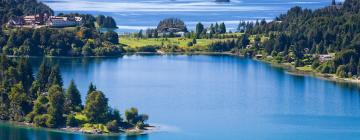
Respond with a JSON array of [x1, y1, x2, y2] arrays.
[[125, 107, 138, 125], [219, 22, 226, 34], [87, 82, 96, 95], [84, 91, 108, 123], [26, 94, 48, 123], [66, 114, 78, 127], [47, 85, 65, 128], [195, 22, 204, 39], [48, 65, 63, 88], [17, 58, 34, 93], [9, 83, 31, 121], [103, 31, 119, 44], [65, 80, 82, 112], [106, 120, 119, 132], [35, 60, 50, 92], [336, 65, 347, 78]]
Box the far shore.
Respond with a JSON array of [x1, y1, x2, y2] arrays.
[[5, 52, 360, 85], [254, 57, 360, 86]]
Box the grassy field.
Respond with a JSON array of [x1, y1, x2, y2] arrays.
[[120, 37, 223, 48], [296, 65, 313, 72]]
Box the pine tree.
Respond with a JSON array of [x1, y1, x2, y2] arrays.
[[36, 60, 50, 92], [219, 22, 226, 34], [17, 58, 34, 93], [84, 91, 108, 123], [348, 56, 357, 76], [195, 22, 204, 39], [65, 80, 82, 112], [9, 83, 31, 121], [47, 85, 65, 128], [214, 23, 219, 34], [47, 65, 63, 88], [87, 82, 96, 95]]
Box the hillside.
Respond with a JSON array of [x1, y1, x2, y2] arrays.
[[0, 0, 53, 25], [242, 0, 360, 77]]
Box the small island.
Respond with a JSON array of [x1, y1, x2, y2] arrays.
[[0, 56, 150, 134]]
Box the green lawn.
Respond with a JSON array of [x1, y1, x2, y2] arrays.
[[296, 65, 313, 72], [119, 37, 234, 51]]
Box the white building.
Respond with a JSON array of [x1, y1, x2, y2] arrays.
[[46, 16, 82, 27]]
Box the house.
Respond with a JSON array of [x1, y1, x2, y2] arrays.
[[46, 16, 78, 27], [6, 13, 82, 28], [6, 18, 25, 27], [174, 31, 185, 37]]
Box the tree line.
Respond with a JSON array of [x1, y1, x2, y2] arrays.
[[224, 0, 360, 78]]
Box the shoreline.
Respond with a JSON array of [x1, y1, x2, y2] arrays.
[[253, 57, 360, 85], [6, 52, 359, 85], [1, 120, 158, 136]]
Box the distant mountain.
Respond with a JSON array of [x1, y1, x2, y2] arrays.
[[215, 0, 230, 2]]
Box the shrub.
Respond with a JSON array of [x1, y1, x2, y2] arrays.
[[106, 120, 119, 132], [66, 114, 78, 127], [33, 114, 50, 127]]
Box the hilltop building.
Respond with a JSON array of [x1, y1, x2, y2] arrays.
[[6, 13, 83, 28]]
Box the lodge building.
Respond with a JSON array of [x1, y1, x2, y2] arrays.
[[6, 13, 83, 28]]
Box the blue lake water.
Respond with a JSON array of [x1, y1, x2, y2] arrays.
[[41, 0, 334, 33], [1, 55, 360, 140]]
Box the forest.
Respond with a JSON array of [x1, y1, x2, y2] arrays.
[[236, 0, 360, 78], [0, 0, 121, 57]]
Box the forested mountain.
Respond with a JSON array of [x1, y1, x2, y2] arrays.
[[241, 0, 360, 77], [0, 0, 53, 25], [0, 0, 122, 56]]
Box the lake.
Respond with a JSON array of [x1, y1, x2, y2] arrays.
[[1, 55, 360, 139], [41, 0, 333, 33]]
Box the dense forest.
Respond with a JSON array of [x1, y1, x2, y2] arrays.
[[0, 0, 122, 57], [0, 0, 53, 25], [229, 0, 360, 78], [0, 56, 148, 132]]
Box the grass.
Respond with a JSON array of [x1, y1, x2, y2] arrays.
[[120, 36, 236, 52], [74, 113, 110, 133], [296, 65, 313, 71], [120, 37, 218, 48], [74, 113, 88, 122], [81, 123, 109, 133]]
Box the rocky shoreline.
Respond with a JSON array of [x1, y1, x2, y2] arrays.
[[3, 121, 158, 135]]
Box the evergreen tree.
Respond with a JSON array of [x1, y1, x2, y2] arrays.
[[48, 65, 63, 88], [84, 91, 108, 123], [219, 22, 226, 34], [195, 22, 204, 39], [47, 85, 65, 128], [214, 23, 219, 34], [36, 60, 50, 92], [17, 58, 34, 93], [87, 82, 96, 95], [65, 80, 82, 112], [9, 83, 31, 121]]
